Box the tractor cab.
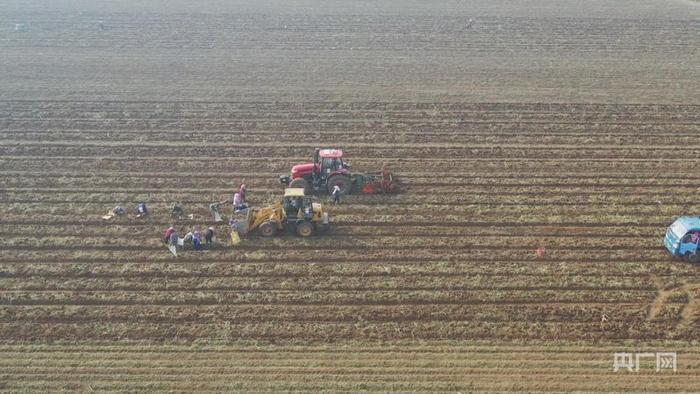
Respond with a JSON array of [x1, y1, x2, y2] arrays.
[[314, 148, 349, 184], [664, 216, 700, 263]]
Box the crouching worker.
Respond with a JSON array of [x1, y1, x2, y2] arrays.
[[205, 227, 215, 246], [182, 231, 193, 249], [102, 205, 125, 221], [209, 202, 224, 222], [171, 203, 184, 219], [163, 226, 176, 244], [136, 202, 149, 218], [193, 230, 203, 251], [170, 229, 179, 247], [163, 226, 179, 257]]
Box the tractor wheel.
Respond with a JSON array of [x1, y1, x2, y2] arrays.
[[688, 253, 700, 264], [258, 221, 277, 237], [289, 178, 310, 195], [296, 221, 314, 237], [327, 174, 352, 195]]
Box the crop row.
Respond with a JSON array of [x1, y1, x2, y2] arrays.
[[3, 189, 698, 209], [4, 144, 700, 160], [2, 378, 695, 393], [4, 156, 699, 175], [0, 303, 655, 324], [0, 187, 694, 209], [0, 222, 664, 237], [5, 173, 700, 188], [0, 272, 661, 291], [4, 104, 695, 120], [0, 233, 666, 253], [2, 100, 697, 113], [0, 289, 656, 306], [10, 130, 700, 147], [10, 365, 691, 377], [0, 200, 676, 231], [0, 196, 690, 216], [3, 108, 696, 122], [2, 122, 695, 136], [2, 351, 695, 365], [1, 110, 696, 127], [0, 320, 684, 341], [0, 259, 692, 279], [3, 228, 661, 252], [4, 120, 697, 139], [2, 110, 695, 125], [0, 213, 677, 230], [5, 183, 700, 204], [0, 245, 674, 265], [1, 186, 694, 202], [5, 32, 695, 53]]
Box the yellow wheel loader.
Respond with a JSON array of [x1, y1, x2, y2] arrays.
[[236, 188, 330, 238]]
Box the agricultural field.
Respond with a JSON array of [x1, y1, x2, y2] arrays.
[[1, 0, 699, 391]]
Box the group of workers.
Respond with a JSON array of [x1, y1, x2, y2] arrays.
[[166, 182, 249, 250], [163, 225, 215, 251], [103, 181, 249, 255], [107, 182, 247, 220], [161, 182, 249, 252]]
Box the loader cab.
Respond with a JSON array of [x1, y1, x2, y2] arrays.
[[664, 216, 700, 263], [283, 188, 314, 220]]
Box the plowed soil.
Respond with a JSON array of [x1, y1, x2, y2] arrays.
[[1, 0, 699, 391]]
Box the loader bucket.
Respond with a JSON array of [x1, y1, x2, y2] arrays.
[[231, 209, 251, 235]]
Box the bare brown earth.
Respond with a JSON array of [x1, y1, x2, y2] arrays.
[[0, 0, 699, 391]]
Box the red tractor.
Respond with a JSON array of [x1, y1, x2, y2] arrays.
[[279, 148, 397, 195]]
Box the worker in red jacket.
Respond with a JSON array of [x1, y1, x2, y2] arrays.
[[163, 226, 175, 244]]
